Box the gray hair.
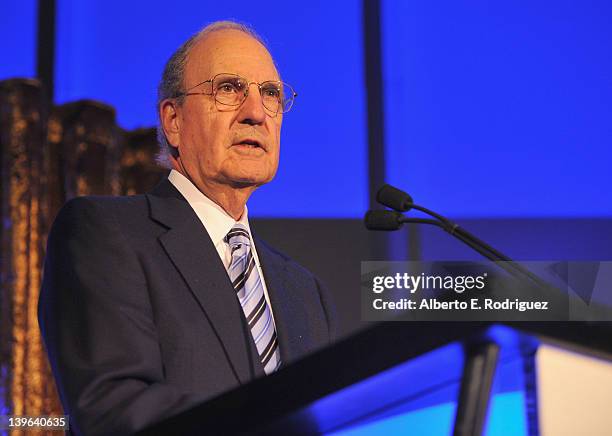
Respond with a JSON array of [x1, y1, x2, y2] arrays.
[[155, 21, 269, 168]]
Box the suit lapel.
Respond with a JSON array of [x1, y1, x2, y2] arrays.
[[146, 179, 252, 384], [254, 237, 311, 365]]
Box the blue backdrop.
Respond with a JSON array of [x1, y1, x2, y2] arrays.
[[2, 1, 610, 218], [1, 1, 37, 79], [52, 0, 367, 218], [383, 0, 612, 218]]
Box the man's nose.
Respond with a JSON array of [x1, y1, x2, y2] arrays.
[[237, 83, 267, 125]]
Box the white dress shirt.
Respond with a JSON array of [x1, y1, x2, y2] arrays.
[[168, 169, 277, 325]]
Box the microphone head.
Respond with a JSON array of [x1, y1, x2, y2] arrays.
[[376, 184, 413, 212], [364, 210, 404, 231]]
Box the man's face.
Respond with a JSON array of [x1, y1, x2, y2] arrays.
[[169, 30, 282, 193]]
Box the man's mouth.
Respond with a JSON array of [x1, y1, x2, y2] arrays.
[[233, 139, 265, 151]]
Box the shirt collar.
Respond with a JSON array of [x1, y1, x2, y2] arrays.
[[168, 169, 251, 247]]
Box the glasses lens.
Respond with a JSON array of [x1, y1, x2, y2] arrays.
[[280, 82, 296, 113], [213, 74, 247, 106], [260, 81, 295, 114]]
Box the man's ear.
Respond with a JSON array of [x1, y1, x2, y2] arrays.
[[160, 99, 181, 149]]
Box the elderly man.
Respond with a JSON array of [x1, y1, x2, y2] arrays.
[[39, 21, 336, 435]]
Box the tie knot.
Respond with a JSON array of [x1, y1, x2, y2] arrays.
[[225, 224, 251, 249]]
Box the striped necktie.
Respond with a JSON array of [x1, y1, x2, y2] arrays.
[[225, 224, 281, 374]]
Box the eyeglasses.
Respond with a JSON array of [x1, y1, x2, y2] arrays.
[[175, 73, 297, 116]]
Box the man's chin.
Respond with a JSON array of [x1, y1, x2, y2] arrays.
[[227, 176, 273, 190], [224, 169, 276, 189], [229, 180, 261, 189]]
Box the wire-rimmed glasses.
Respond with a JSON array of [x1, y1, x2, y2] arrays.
[[176, 73, 297, 116]]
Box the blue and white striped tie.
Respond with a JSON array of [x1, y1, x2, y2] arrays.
[[225, 224, 281, 374]]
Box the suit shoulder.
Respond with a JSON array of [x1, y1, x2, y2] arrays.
[[60, 194, 147, 213], [54, 194, 146, 223], [49, 195, 148, 243]]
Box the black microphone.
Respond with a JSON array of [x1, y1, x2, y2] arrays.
[[376, 184, 413, 212], [365, 210, 503, 263], [364, 210, 403, 231], [369, 185, 550, 289], [376, 185, 510, 261], [366, 211, 445, 231]]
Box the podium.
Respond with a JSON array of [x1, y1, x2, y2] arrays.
[[140, 322, 612, 435]]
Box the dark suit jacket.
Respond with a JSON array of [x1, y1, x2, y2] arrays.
[[38, 178, 337, 435]]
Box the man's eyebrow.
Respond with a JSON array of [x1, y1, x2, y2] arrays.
[[214, 74, 283, 84], [213, 74, 241, 79]]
